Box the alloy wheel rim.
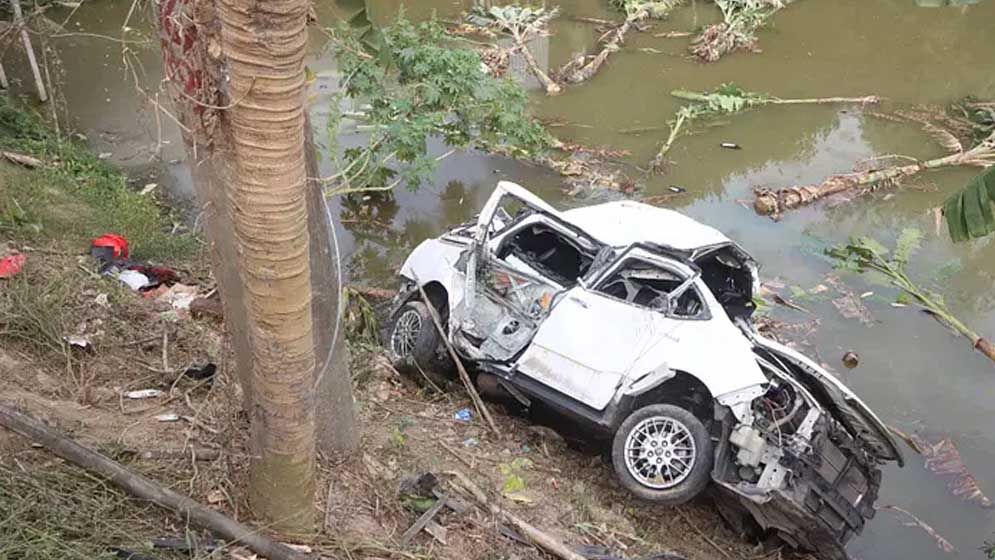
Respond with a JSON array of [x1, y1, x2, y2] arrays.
[[390, 308, 423, 358], [623, 415, 696, 489]]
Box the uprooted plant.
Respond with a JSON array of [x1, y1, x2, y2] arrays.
[[558, 0, 683, 85], [651, 83, 879, 170], [464, 5, 562, 95], [690, 0, 795, 62], [326, 16, 553, 195], [827, 229, 995, 363], [754, 101, 995, 216]]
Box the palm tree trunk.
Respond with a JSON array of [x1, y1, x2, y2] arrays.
[[216, 0, 317, 533], [155, 0, 321, 535]]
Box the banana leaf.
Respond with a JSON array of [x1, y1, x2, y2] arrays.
[[943, 166, 995, 242]]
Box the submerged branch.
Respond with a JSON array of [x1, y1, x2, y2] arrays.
[[754, 132, 995, 216], [559, 0, 683, 85]]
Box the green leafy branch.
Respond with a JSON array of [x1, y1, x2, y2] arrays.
[[325, 16, 552, 196], [652, 83, 878, 169], [827, 229, 995, 364]]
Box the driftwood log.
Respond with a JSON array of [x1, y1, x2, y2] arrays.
[[0, 403, 305, 560]]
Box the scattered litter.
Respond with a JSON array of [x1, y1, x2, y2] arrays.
[[140, 183, 158, 195], [0, 253, 27, 278], [157, 283, 199, 310], [206, 489, 225, 504], [830, 288, 875, 325], [453, 408, 473, 423], [462, 437, 479, 447], [842, 351, 859, 369], [155, 413, 181, 422], [860, 291, 874, 298], [667, 185, 686, 193], [182, 363, 217, 382], [720, 142, 741, 150], [911, 434, 993, 508], [63, 336, 92, 350], [282, 544, 312, 554], [878, 505, 956, 553], [94, 293, 110, 307], [809, 284, 829, 295], [98, 152, 112, 159], [891, 302, 908, 308], [117, 269, 150, 291], [124, 389, 164, 400]]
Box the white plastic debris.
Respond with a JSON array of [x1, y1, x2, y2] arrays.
[[155, 413, 180, 422], [63, 336, 91, 349], [158, 283, 199, 310], [94, 293, 109, 307], [124, 389, 164, 400], [117, 270, 150, 291]]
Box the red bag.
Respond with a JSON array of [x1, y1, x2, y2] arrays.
[[91, 234, 129, 259]]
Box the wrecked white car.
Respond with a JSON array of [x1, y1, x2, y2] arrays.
[[385, 182, 903, 558]]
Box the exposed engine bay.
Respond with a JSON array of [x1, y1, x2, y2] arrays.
[[712, 343, 884, 559]]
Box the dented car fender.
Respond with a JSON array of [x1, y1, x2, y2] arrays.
[[398, 237, 467, 317]]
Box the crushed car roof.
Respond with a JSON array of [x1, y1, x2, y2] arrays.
[[561, 200, 733, 251]]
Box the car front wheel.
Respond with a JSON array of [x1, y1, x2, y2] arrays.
[[387, 300, 441, 374], [611, 404, 713, 504]]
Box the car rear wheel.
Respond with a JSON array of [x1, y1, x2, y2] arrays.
[[611, 404, 712, 504], [387, 300, 442, 374]]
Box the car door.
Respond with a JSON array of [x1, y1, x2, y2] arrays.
[[513, 249, 702, 411], [452, 182, 604, 362]]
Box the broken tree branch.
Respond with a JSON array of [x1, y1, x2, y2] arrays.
[[411, 275, 500, 435], [560, 0, 682, 85], [0, 403, 305, 560], [9, 0, 47, 102], [754, 131, 995, 216], [448, 470, 587, 560]]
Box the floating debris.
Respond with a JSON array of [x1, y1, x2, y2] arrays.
[[842, 351, 859, 369], [910, 434, 994, 508], [690, 0, 797, 63], [878, 505, 956, 553]]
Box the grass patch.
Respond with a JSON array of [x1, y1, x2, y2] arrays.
[[0, 97, 196, 261], [0, 463, 200, 560]]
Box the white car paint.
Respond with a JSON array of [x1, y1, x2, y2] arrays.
[[561, 200, 732, 250]]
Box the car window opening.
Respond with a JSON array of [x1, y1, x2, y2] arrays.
[[598, 259, 703, 317], [693, 247, 754, 319], [497, 224, 595, 287]]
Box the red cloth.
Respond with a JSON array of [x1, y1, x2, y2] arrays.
[[91, 234, 129, 259], [0, 253, 27, 278]]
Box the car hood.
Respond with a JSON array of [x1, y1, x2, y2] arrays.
[[748, 331, 904, 466]]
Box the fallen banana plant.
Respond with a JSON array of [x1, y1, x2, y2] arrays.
[[559, 0, 682, 85], [465, 5, 562, 95], [910, 433, 994, 508], [652, 83, 879, 170], [827, 229, 995, 363], [755, 102, 995, 216], [690, 0, 795, 62]]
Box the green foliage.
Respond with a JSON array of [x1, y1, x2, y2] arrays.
[[329, 16, 552, 193], [466, 4, 556, 32], [610, 0, 683, 18], [0, 97, 195, 260], [943, 166, 995, 242], [655, 83, 769, 162], [827, 230, 979, 342]]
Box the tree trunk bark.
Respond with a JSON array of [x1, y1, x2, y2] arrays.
[[154, 0, 320, 534], [216, 0, 317, 534], [305, 115, 358, 454]]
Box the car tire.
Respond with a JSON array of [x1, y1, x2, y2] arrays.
[[611, 404, 713, 505], [386, 300, 442, 374]]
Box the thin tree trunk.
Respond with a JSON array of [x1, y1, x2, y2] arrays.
[[305, 115, 357, 453], [216, 0, 317, 533], [562, 13, 640, 84], [10, 0, 47, 102], [0, 61, 9, 90]]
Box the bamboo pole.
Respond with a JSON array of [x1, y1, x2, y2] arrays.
[[10, 0, 47, 102], [0, 403, 305, 560]]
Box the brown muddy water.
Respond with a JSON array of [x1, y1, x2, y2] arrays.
[[5, 0, 995, 557]]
